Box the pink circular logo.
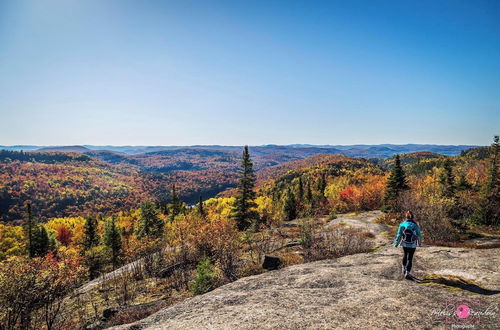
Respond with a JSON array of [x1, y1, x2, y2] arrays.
[[456, 304, 470, 319]]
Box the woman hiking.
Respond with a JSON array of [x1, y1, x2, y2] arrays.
[[394, 211, 422, 280]]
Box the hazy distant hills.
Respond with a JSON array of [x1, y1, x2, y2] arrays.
[[0, 144, 478, 158]]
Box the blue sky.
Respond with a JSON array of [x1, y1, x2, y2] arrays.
[[0, 0, 498, 146]]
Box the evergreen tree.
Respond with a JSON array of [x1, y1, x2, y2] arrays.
[[25, 202, 34, 257], [297, 176, 304, 202], [383, 154, 409, 212], [282, 188, 297, 221], [30, 225, 49, 258], [104, 218, 122, 269], [82, 216, 99, 251], [232, 146, 258, 230], [317, 172, 327, 196], [439, 158, 455, 198], [455, 173, 471, 191], [306, 181, 313, 204], [198, 195, 205, 219], [170, 184, 183, 220], [136, 200, 164, 239], [473, 136, 500, 226]]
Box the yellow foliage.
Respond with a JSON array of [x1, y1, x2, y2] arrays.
[[204, 197, 235, 222], [45, 217, 86, 247], [0, 224, 25, 260]]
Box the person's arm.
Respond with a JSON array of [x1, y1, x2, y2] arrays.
[[416, 225, 423, 247], [394, 224, 403, 247]]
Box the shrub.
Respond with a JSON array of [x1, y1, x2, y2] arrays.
[[189, 258, 215, 296], [299, 219, 313, 249], [303, 227, 373, 262], [0, 251, 85, 330]]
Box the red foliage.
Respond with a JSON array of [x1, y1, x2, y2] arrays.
[[56, 226, 73, 246]]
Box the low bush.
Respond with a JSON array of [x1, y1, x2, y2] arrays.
[[189, 258, 215, 296]]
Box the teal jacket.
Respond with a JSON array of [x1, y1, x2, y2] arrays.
[[394, 219, 422, 248]]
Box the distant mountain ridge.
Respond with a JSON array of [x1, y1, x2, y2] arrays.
[[0, 144, 479, 158]]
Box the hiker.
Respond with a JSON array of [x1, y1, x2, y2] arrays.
[[394, 211, 422, 279]]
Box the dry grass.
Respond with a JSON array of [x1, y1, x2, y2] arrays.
[[303, 226, 374, 262]]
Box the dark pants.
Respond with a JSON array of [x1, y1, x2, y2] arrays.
[[402, 247, 416, 272]]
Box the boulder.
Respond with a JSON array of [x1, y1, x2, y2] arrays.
[[262, 255, 282, 270]]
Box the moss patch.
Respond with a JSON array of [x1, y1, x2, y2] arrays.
[[419, 274, 500, 296]]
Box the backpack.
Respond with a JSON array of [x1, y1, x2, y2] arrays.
[[402, 226, 417, 244]]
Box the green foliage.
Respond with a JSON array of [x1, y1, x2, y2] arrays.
[[104, 218, 122, 268], [472, 136, 499, 226], [189, 258, 215, 296], [136, 200, 164, 239], [170, 184, 184, 220], [439, 158, 456, 198], [317, 172, 327, 198], [300, 220, 313, 249], [197, 195, 205, 219], [282, 188, 297, 221], [82, 216, 99, 251], [232, 146, 258, 230], [30, 225, 50, 258], [383, 154, 409, 212], [83, 245, 107, 280], [297, 176, 304, 202], [305, 181, 313, 204]]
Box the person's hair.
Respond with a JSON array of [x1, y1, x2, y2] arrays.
[[405, 211, 414, 220]]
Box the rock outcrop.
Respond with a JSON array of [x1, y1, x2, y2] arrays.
[[112, 243, 499, 329]]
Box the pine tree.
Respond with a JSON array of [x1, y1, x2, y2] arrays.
[[30, 225, 49, 258], [282, 188, 297, 221], [456, 173, 471, 191], [439, 158, 455, 198], [104, 218, 122, 269], [317, 172, 327, 195], [170, 184, 183, 220], [232, 146, 258, 230], [136, 200, 164, 239], [25, 202, 34, 257], [82, 216, 99, 251], [473, 136, 499, 226], [383, 154, 409, 212], [297, 176, 304, 202], [198, 195, 205, 219], [306, 181, 313, 204]]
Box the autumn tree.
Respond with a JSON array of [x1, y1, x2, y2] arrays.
[[56, 226, 72, 247], [232, 146, 258, 230], [136, 200, 164, 239], [0, 252, 85, 329], [473, 136, 500, 226], [104, 218, 122, 268], [383, 154, 409, 212]]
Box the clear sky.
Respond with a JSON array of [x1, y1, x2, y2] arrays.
[[0, 0, 498, 146]]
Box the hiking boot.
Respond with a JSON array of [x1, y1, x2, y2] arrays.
[[404, 271, 412, 280]]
